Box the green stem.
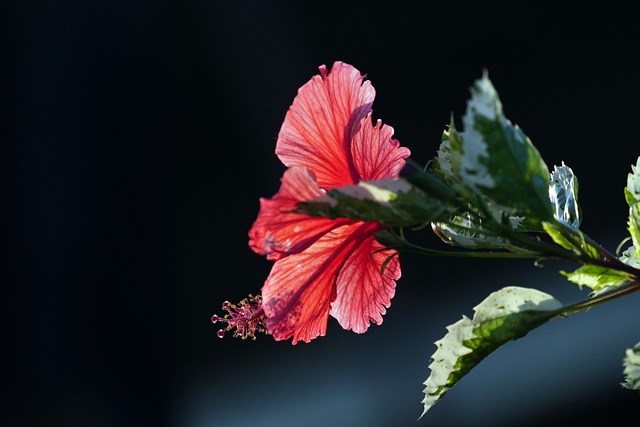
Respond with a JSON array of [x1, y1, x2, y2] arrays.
[[500, 227, 581, 261], [394, 237, 547, 259], [551, 219, 618, 261], [545, 219, 640, 275]]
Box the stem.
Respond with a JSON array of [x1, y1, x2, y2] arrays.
[[577, 254, 640, 277], [500, 227, 582, 261], [395, 237, 547, 259], [491, 221, 640, 277], [553, 280, 640, 316], [552, 218, 619, 261], [546, 219, 640, 275], [582, 238, 640, 275]]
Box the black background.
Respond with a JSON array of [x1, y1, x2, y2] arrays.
[[5, 1, 640, 426]]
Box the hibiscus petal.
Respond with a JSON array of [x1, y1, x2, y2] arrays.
[[248, 166, 352, 260], [252, 62, 409, 344], [262, 222, 385, 344], [330, 234, 400, 333], [261, 250, 334, 344], [351, 113, 411, 181], [275, 61, 375, 189]]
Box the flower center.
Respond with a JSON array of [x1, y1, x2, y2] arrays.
[[211, 294, 267, 340]]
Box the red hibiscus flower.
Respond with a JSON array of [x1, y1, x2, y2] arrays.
[[248, 61, 411, 344]]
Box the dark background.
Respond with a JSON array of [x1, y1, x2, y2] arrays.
[[5, 1, 640, 426]]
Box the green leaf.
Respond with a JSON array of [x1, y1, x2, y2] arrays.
[[549, 162, 581, 229], [619, 245, 640, 269], [431, 220, 507, 249], [560, 264, 633, 295], [433, 117, 464, 189], [431, 214, 522, 249], [542, 221, 599, 258], [449, 71, 553, 220], [625, 156, 640, 257], [621, 340, 640, 392], [401, 159, 459, 205], [420, 286, 562, 419], [295, 178, 451, 227], [542, 221, 575, 251]]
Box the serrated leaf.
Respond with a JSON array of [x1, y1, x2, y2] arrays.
[[295, 178, 451, 227], [549, 162, 581, 229], [619, 245, 640, 269], [454, 72, 553, 220], [622, 340, 640, 392], [431, 218, 511, 249], [434, 118, 464, 188], [431, 211, 528, 249], [560, 264, 633, 295], [420, 286, 563, 419], [625, 156, 640, 257], [625, 157, 640, 206]]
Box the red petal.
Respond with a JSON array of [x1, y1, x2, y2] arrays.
[[261, 248, 334, 344], [248, 166, 352, 260], [350, 113, 411, 181], [275, 61, 375, 189], [261, 221, 395, 344], [330, 235, 400, 333], [252, 62, 408, 343]]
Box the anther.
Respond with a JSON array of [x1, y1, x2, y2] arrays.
[[211, 294, 267, 340]]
